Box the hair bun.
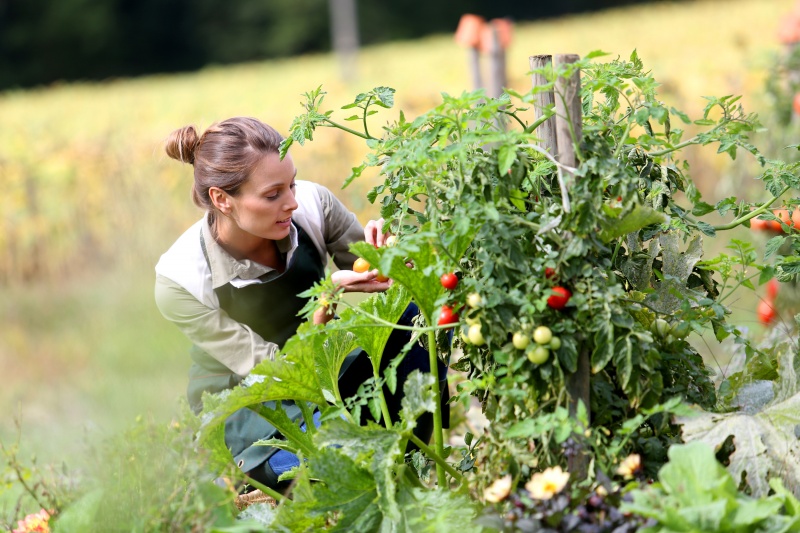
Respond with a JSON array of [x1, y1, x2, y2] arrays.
[[165, 125, 199, 164]]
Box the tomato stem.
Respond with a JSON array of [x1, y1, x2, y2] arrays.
[[425, 323, 447, 485]]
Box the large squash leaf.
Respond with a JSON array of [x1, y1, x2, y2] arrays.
[[676, 392, 800, 497]]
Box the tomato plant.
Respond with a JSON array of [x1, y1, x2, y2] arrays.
[[195, 51, 800, 529]]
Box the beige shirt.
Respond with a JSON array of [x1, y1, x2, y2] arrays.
[[154, 180, 363, 377]]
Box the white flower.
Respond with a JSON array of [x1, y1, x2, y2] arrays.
[[525, 466, 570, 500], [483, 474, 513, 503], [616, 453, 642, 479]]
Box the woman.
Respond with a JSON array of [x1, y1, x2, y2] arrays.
[[154, 117, 446, 490]]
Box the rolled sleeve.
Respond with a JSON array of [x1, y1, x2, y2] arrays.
[[154, 274, 279, 377]]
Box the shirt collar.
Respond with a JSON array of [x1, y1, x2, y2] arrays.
[[201, 214, 298, 289]]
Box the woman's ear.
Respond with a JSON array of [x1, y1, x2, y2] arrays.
[[209, 187, 232, 215]]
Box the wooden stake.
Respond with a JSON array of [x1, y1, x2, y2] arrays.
[[553, 53, 590, 479], [553, 54, 582, 168], [529, 55, 557, 155]]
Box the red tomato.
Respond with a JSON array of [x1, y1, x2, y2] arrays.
[[438, 305, 459, 326], [766, 279, 780, 300], [757, 299, 776, 325], [440, 272, 458, 290], [547, 286, 572, 310], [544, 267, 556, 280]]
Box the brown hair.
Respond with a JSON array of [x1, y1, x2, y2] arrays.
[[164, 117, 284, 213]]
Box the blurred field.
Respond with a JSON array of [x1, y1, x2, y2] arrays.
[[0, 0, 794, 468]]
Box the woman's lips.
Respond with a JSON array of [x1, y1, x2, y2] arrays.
[[276, 217, 292, 227]]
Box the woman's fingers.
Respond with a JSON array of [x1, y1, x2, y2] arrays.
[[364, 218, 390, 248]]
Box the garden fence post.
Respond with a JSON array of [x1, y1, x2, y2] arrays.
[[554, 53, 591, 480], [529, 55, 557, 154]]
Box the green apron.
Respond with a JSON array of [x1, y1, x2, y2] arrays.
[[187, 222, 327, 473]]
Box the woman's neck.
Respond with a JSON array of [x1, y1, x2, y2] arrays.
[[212, 215, 283, 270]]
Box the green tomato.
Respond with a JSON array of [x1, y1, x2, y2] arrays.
[[468, 324, 485, 346], [549, 336, 561, 350], [670, 321, 691, 339], [526, 345, 550, 364], [651, 318, 670, 338], [533, 326, 552, 345], [466, 293, 483, 309], [460, 326, 470, 344], [512, 332, 530, 350]]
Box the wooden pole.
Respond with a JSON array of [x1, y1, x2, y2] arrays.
[[529, 55, 557, 155], [328, 0, 359, 82], [553, 53, 590, 479], [468, 47, 482, 91], [553, 54, 582, 168], [487, 26, 506, 99]]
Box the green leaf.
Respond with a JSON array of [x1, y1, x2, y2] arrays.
[[676, 391, 800, 497], [332, 283, 411, 373], [591, 322, 614, 372], [497, 144, 517, 176], [399, 370, 437, 433], [396, 484, 482, 532], [598, 205, 668, 242], [765, 236, 787, 260]]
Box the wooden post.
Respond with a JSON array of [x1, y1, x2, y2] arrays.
[[553, 53, 590, 479], [553, 54, 582, 168], [328, 0, 359, 82], [529, 55, 557, 155], [486, 26, 506, 99], [468, 47, 483, 91]]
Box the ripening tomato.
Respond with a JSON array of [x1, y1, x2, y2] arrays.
[[526, 345, 549, 364], [353, 258, 371, 273], [547, 286, 572, 310], [757, 299, 776, 325], [384, 235, 397, 247], [440, 272, 458, 290], [438, 305, 459, 326], [544, 267, 556, 280], [468, 324, 485, 345], [376, 273, 390, 282], [467, 293, 483, 309], [512, 331, 530, 350], [766, 278, 780, 300], [533, 326, 552, 345]]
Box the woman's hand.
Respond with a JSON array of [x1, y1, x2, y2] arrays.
[[332, 269, 392, 293], [364, 218, 391, 248]]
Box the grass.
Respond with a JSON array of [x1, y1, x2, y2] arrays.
[[0, 0, 795, 513]]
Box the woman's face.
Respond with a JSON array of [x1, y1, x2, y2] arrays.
[[226, 152, 298, 241]]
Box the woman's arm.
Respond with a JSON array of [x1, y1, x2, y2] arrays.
[[155, 274, 279, 377]]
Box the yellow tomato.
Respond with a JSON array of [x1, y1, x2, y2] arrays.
[[353, 258, 371, 273]]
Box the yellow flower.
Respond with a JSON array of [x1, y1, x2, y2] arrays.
[[13, 509, 51, 533], [525, 466, 570, 500], [616, 453, 642, 479], [483, 474, 513, 503]]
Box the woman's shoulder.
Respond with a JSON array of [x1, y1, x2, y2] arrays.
[[154, 217, 215, 307]]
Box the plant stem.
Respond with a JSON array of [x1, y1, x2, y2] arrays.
[[362, 96, 373, 139], [245, 476, 285, 502], [408, 433, 463, 484], [425, 326, 446, 485], [323, 119, 373, 139], [298, 401, 317, 437], [331, 300, 458, 333], [712, 186, 790, 231], [374, 366, 394, 430]]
